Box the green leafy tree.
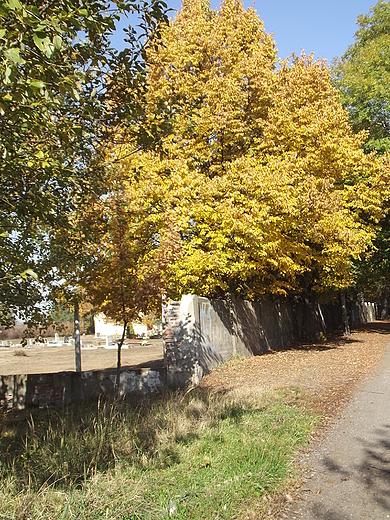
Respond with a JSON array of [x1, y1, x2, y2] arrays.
[[0, 0, 168, 327], [333, 0, 390, 153], [351, 155, 390, 309], [333, 1, 390, 306]]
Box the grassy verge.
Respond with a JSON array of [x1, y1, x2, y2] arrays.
[[0, 387, 319, 519]]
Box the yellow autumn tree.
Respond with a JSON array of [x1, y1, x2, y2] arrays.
[[78, 177, 168, 389], [110, 0, 388, 301], [253, 54, 386, 295]]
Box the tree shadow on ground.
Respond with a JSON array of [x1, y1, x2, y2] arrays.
[[289, 334, 359, 352], [356, 423, 390, 512], [288, 321, 390, 353], [354, 321, 390, 335], [303, 422, 390, 519], [120, 358, 165, 371]]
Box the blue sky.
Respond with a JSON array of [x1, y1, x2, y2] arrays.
[[257, 0, 376, 62], [111, 0, 377, 63]]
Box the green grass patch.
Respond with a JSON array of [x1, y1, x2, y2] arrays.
[[0, 388, 319, 519]]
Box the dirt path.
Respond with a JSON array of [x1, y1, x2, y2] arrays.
[[282, 342, 390, 519]]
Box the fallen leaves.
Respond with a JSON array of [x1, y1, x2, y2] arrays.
[[200, 322, 390, 419]]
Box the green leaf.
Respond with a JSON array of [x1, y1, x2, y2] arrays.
[[53, 35, 62, 50], [33, 23, 47, 32], [4, 47, 24, 64], [29, 5, 40, 16], [43, 42, 55, 58], [6, 0, 22, 10], [33, 33, 48, 52], [33, 31, 54, 58], [27, 79, 45, 90], [4, 66, 12, 83], [33, 33, 44, 51], [0, 29, 6, 39], [72, 88, 80, 101], [20, 269, 39, 281]]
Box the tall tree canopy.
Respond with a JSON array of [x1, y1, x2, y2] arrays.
[[333, 0, 390, 154], [103, 0, 388, 304], [0, 0, 167, 326], [333, 1, 390, 303]]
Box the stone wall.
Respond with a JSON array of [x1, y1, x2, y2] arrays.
[[162, 295, 200, 387], [163, 294, 376, 388], [1, 295, 378, 410], [0, 367, 165, 410]]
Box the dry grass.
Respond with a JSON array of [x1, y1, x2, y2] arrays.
[[13, 349, 27, 357], [0, 389, 318, 519]]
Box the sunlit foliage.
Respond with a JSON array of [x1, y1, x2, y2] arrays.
[[106, 0, 388, 302]]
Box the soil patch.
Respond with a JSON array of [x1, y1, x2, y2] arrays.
[[0, 338, 164, 375]]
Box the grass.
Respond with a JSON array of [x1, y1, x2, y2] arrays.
[[0, 387, 319, 519], [13, 349, 27, 357]]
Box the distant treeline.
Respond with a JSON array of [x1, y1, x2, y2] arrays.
[[0, 321, 73, 340]]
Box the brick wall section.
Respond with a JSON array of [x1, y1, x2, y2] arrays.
[[162, 299, 181, 375], [162, 295, 200, 387]]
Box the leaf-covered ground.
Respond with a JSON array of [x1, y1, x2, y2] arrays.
[[200, 322, 389, 422]]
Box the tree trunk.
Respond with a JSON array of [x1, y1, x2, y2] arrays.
[[301, 292, 315, 341], [341, 291, 350, 336], [115, 320, 128, 395], [381, 298, 388, 320], [74, 301, 82, 372]]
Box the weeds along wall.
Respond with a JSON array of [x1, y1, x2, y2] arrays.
[[163, 294, 377, 388]]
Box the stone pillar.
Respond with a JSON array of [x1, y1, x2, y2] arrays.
[[162, 294, 200, 388]]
